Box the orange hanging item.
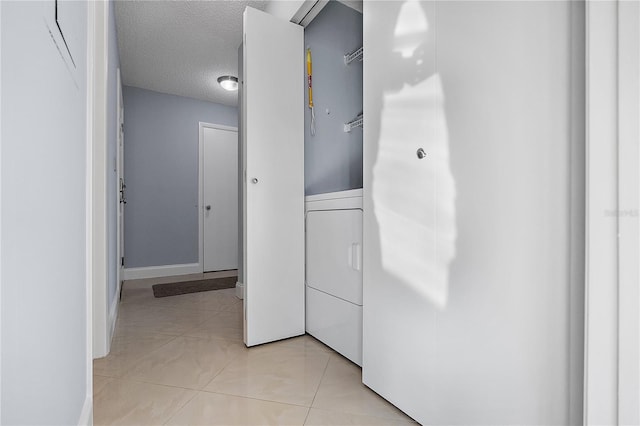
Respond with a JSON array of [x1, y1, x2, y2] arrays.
[[307, 48, 316, 135]]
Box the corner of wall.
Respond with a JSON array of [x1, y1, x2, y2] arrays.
[[107, 289, 119, 345], [77, 394, 93, 426], [264, 0, 307, 22]]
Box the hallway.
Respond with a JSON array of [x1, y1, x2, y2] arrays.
[[93, 275, 414, 425]]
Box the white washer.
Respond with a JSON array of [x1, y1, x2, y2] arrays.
[[305, 189, 363, 365]]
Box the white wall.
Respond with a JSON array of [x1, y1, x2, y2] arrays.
[[264, 0, 306, 22], [1, 1, 91, 423], [363, 1, 584, 424]]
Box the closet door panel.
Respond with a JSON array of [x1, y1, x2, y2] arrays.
[[362, 2, 582, 425], [243, 7, 305, 346]]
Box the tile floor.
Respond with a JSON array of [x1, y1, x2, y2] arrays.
[[94, 272, 415, 425]]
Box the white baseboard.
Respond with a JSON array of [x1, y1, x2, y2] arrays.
[[236, 281, 244, 300], [123, 263, 202, 280], [77, 394, 92, 426], [108, 290, 120, 343], [93, 291, 122, 359]]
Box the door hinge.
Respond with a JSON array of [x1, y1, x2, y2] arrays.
[[121, 257, 125, 267]]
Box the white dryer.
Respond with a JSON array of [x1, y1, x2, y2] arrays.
[[305, 189, 363, 365]]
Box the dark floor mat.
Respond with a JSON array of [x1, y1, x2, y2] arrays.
[[152, 276, 237, 298]]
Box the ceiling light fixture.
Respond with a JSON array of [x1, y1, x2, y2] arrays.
[[217, 75, 238, 91]]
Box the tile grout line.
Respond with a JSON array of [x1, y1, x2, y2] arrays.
[[96, 283, 245, 423], [117, 340, 246, 391], [110, 333, 182, 379], [303, 353, 332, 424], [199, 389, 317, 410], [161, 385, 201, 426], [93, 376, 199, 424], [93, 331, 182, 378], [197, 345, 243, 391], [108, 316, 245, 384], [195, 341, 332, 410], [100, 375, 214, 393], [102, 287, 356, 424], [179, 314, 244, 340], [120, 301, 241, 314], [302, 406, 312, 426]]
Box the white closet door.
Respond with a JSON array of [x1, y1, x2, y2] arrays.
[[243, 7, 304, 346], [363, 1, 581, 425]]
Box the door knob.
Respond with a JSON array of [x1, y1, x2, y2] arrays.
[[251, 178, 259, 184], [416, 148, 426, 159], [205, 205, 211, 211]]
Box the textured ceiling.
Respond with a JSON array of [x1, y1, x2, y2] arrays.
[[115, 0, 268, 107]]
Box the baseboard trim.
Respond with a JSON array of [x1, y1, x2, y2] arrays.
[[108, 290, 119, 344], [236, 281, 244, 300], [77, 394, 92, 426], [123, 263, 202, 280]]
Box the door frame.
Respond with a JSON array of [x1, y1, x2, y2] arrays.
[[583, 1, 640, 424], [85, 1, 97, 423], [198, 121, 239, 273], [115, 68, 124, 302], [90, 0, 110, 361], [85, 0, 107, 421], [615, 4, 640, 422]]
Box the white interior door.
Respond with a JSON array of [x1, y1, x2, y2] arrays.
[[203, 125, 239, 272], [243, 7, 304, 346], [363, 2, 584, 425]]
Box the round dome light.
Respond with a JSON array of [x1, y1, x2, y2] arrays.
[[217, 75, 238, 91]]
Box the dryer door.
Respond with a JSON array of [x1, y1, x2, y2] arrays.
[[306, 209, 363, 305]]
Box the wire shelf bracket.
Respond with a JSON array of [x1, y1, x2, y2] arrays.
[[344, 113, 363, 133], [344, 46, 363, 65]]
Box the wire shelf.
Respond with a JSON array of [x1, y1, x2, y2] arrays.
[[344, 113, 363, 133], [344, 46, 363, 65]]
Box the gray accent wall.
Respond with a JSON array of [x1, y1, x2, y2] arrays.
[[124, 86, 238, 268], [123, 86, 237, 268], [304, 1, 363, 195]]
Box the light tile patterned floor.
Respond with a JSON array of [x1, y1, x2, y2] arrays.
[[93, 273, 415, 425]]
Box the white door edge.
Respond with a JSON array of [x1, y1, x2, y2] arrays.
[[115, 67, 123, 302], [584, 2, 640, 424], [85, 0, 101, 420], [91, 0, 110, 361]]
